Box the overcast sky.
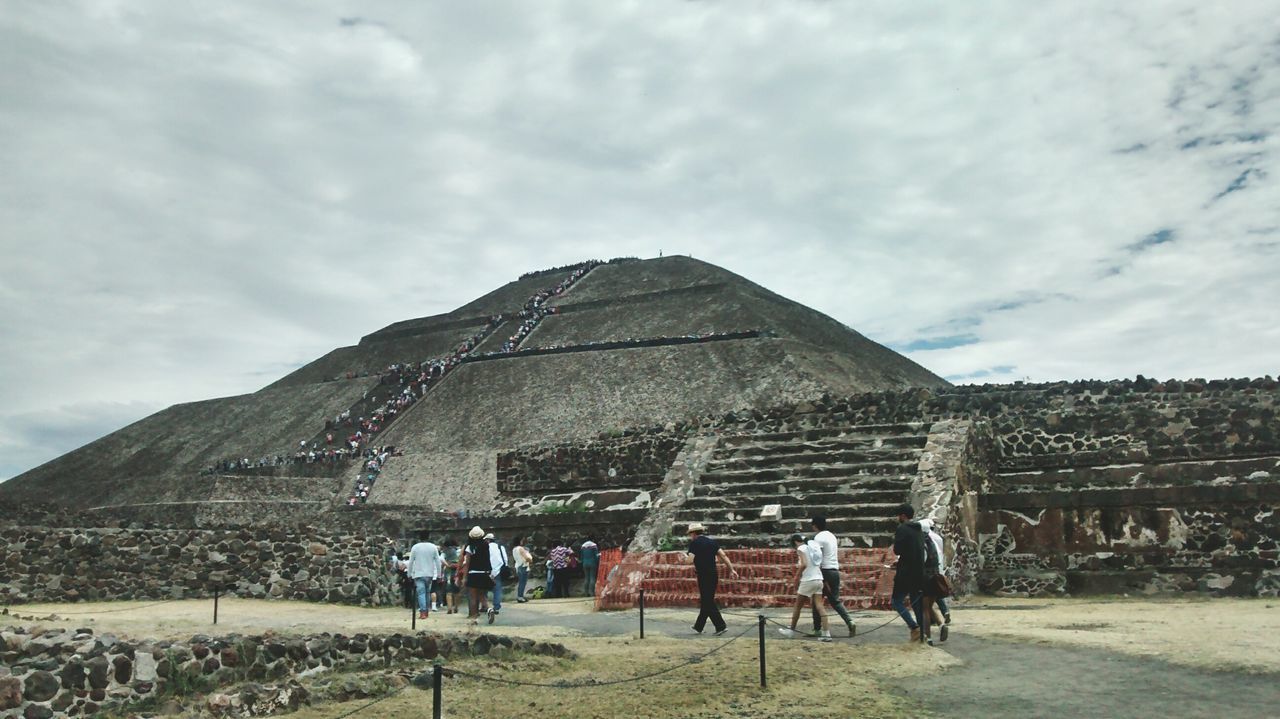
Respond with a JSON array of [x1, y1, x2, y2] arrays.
[[2, 1, 1278, 482]]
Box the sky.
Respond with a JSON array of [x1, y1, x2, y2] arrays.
[[1, 1, 1278, 482]]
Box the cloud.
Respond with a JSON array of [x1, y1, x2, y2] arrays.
[[1, 1, 1278, 479]]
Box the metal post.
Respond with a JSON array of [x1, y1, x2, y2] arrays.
[[213, 591, 219, 625], [432, 663, 443, 719], [638, 588, 645, 639], [758, 614, 767, 688]]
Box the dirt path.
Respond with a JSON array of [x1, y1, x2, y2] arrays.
[[886, 633, 1280, 719], [6, 596, 1278, 717]]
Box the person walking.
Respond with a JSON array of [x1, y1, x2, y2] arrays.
[[918, 518, 952, 644], [457, 526, 494, 627], [809, 516, 857, 637], [484, 532, 509, 624], [684, 522, 738, 635], [778, 534, 832, 641], [513, 536, 533, 603], [891, 504, 927, 642], [579, 536, 600, 597], [404, 532, 440, 620]]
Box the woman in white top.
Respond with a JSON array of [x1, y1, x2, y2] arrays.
[[779, 534, 832, 641], [512, 536, 534, 602]]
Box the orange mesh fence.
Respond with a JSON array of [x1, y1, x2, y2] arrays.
[[596, 547, 895, 611]]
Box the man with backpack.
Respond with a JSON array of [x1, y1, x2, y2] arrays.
[[918, 518, 952, 644], [778, 534, 833, 641], [891, 504, 927, 642]]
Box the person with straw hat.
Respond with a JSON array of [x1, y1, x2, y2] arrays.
[[457, 526, 494, 626], [683, 522, 738, 636]]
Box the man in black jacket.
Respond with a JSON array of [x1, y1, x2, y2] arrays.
[[891, 504, 927, 642]]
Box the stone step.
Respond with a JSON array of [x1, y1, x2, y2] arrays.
[[681, 515, 899, 537], [699, 463, 919, 486], [996, 455, 1280, 492], [676, 501, 902, 521], [693, 474, 916, 497], [719, 423, 931, 447], [682, 491, 907, 511], [706, 450, 921, 472], [715, 532, 894, 549], [713, 434, 928, 460]]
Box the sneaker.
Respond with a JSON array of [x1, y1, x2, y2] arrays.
[[691, 626, 704, 635], [487, 608, 497, 625], [777, 627, 800, 639], [939, 625, 949, 643], [713, 627, 729, 636], [846, 621, 857, 638], [944, 613, 952, 625], [819, 631, 833, 643]]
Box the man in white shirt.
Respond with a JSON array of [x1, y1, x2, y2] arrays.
[[404, 533, 440, 620], [484, 532, 509, 624], [810, 516, 857, 637]]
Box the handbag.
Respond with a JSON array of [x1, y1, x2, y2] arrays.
[[930, 573, 954, 599]]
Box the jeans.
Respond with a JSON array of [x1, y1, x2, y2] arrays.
[[891, 587, 924, 630], [936, 596, 950, 616], [553, 568, 571, 598], [517, 566, 529, 598], [491, 573, 503, 611], [693, 572, 726, 633], [414, 577, 434, 613], [582, 563, 598, 596], [812, 568, 854, 631]]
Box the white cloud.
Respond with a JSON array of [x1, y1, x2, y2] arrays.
[[1, 1, 1278, 479]]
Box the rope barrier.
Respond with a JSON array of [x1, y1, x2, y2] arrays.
[[447, 623, 754, 689], [17, 596, 196, 616]]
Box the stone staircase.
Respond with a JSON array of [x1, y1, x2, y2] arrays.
[[676, 422, 931, 549]]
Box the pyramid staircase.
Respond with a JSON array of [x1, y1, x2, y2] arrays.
[[675, 423, 931, 548], [619, 423, 932, 609]]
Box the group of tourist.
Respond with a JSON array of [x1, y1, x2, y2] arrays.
[[683, 507, 953, 644], [387, 531, 602, 625], [490, 261, 599, 355], [344, 446, 399, 506]]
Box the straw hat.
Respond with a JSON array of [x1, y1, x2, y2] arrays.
[[468, 526, 484, 539], [686, 522, 707, 534]]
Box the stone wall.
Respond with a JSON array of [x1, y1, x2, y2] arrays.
[[0, 527, 398, 607], [0, 625, 567, 718], [496, 431, 687, 497]]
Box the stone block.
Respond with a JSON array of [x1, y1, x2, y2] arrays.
[[0, 675, 22, 710], [24, 670, 60, 702]]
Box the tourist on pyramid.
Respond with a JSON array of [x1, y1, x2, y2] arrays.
[[683, 522, 738, 636], [778, 533, 832, 641], [891, 504, 927, 642], [809, 515, 858, 637], [404, 532, 441, 621], [458, 526, 495, 626]]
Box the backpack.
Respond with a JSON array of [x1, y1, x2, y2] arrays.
[[497, 544, 514, 581]]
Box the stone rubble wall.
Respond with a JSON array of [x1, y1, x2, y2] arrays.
[[497, 431, 687, 498], [0, 527, 399, 607], [0, 625, 567, 719]]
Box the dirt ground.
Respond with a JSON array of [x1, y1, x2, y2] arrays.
[[4, 596, 1278, 718]]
